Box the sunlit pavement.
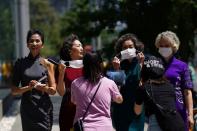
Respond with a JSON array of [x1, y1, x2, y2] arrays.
[[0, 93, 148, 131], [0, 94, 62, 131]]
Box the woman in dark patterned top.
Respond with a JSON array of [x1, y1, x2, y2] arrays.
[[110, 33, 145, 131], [11, 29, 56, 131]]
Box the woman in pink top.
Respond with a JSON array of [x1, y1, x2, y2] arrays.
[[71, 52, 123, 131]]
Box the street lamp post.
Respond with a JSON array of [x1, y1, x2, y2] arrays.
[[14, 0, 30, 59]]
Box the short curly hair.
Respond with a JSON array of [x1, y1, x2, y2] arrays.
[[115, 33, 138, 54], [155, 31, 180, 53], [59, 34, 79, 61]]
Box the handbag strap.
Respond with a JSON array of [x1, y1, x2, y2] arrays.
[[81, 80, 102, 121]]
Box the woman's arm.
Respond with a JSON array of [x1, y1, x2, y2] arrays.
[[38, 59, 56, 95], [11, 85, 33, 95], [114, 95, 123, 104], [184, 89, 194, 129], [56, 63, 66, 96], [44, 62, 56, 95], [134, 85, 144, 115]]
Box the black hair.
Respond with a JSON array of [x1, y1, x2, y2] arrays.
[[83, 52, 103, 84], [26, 29, 44, 43], [115, 33, 138, 54], [59, 34, 79, 61], [136, 40, 144, 52]]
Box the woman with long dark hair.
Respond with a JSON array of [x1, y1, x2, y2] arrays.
[[71, 52, 123, 131]]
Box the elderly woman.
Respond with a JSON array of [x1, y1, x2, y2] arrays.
[[108, 33, 145, 131], [155, 31, 194, 131]]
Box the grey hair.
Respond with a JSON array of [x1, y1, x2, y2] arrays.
[[155, 31, 180, 53]]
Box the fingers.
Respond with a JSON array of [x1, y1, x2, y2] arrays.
[[137, 52, 144, 59], [29, 80, 47, 92], [35, 83, 48, 93], [35, 83, 46, 89], [58, 63, 66, 71], [137, 52, 145, 63], [112, 57, 120, 70], [113, 56, 120, 62], [29, 80, 37, 87], [39, 58, 52, 69], [188, 116, 194, 130]]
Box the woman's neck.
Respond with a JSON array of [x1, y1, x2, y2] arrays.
[[31, 52, 40, 58], [164, 55, 173, 63], [71, 57, 82, 61]]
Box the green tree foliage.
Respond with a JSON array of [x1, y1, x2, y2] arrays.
[[0, 1, 15, 60], [60, 0, 92, 43], [30, 0, 61, 56], [60, 0, 121, 60], [119, 0, 197, 61], [168, 0, 197, 61], [60, 0, 121, 43], [60, 0, 197, 61]]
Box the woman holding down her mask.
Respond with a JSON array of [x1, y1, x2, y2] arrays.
[[107, 33, 145, 131], [57, 34, 84, 131]]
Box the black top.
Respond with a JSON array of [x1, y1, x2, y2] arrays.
[[12, 54, 53, 131], [135, 80, 176, 117]]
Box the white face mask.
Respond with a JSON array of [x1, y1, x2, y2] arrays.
[[120, 48, 136, 60], [60, 60, 83, 68], [158, 47, 173, 58]]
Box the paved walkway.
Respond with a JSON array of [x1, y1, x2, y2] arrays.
[[0, 93, 148, 131], [0, 94, 62, 131]]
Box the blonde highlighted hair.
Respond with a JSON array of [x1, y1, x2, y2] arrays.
[[155, 31, 180, 53]]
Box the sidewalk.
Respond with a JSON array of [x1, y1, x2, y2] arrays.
[[0, 88, 13, 120], [9, 94, 62, 131], [1, 91, 148, 131]]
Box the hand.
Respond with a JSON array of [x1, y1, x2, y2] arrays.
[[188, 115, 194, 130], [136, 52, 144, 69], [112, 56, 120, 70], [136, 52, 145, 64], [34, 82, 47, 92], [28, 80, 37, 90], [58, 63, 66, 73]]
